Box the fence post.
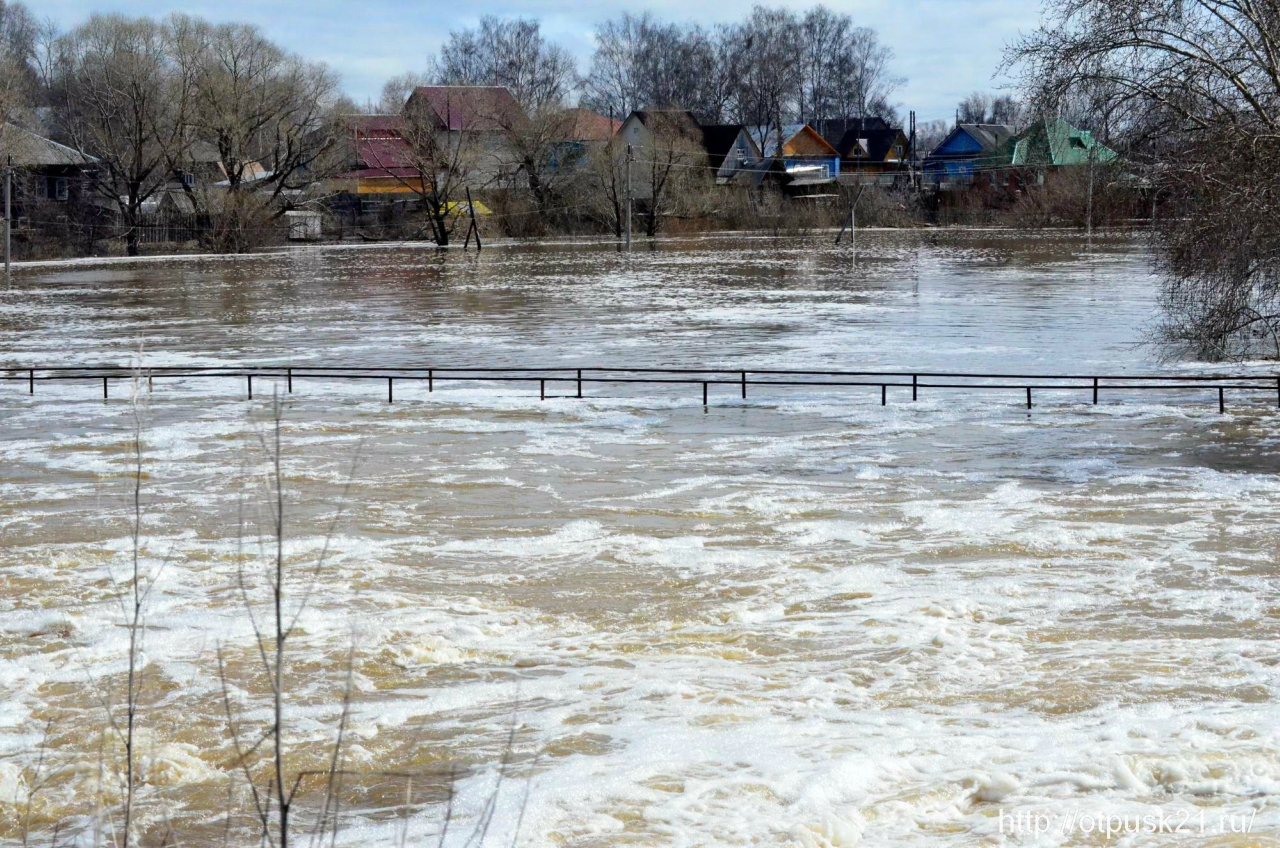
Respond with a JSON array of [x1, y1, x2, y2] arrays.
[[703, 381, 708, 406], [1026, 387, 1032, 409], [1219, 386, 1225, 414], [28, 368, 33, 394], [388, 376, 393, 403], [881, 384, 886, 406], [912, 374, 917, 401], [540, 379, 545, 401], [741, 370, 747, 399], [1093, 377, 1098, 405], [248, 374, 253, 400], [428, 369, 433, 393], [577, 369, 582, 399], [103, 376, 108, 400], [287, 367, 292, 394]]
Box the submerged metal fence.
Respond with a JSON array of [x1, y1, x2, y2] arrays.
[[5, 365, 1280, 413]]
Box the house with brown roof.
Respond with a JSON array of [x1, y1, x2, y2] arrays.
[[329, 86, 531, 209], [747, 124, 841, 182], [815, 117, 911, 184], [616, 110, 705, 201]]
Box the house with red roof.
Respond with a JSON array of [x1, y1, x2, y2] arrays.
[[329, 86, 531, 211]]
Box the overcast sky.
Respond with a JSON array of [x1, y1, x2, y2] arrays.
[[38, 0, 1043, 123]]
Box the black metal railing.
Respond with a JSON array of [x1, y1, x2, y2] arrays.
[[4, 365, 1280, 412]]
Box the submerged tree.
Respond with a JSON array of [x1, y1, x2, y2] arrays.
[[1008, 0, 1280, 359]]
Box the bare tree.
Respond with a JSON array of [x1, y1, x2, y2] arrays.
[[734, 6, 802, 146], [637, 112, 704, 236], [176, 17, 340, 252], [582, 13, 652, 122], [217, 398, 358, 848], [956, 90, 1023, 127], [0, 0, 37, 122], [1008, 0, 1280, 358], [583, 133, 627, 237], [367, 91, 480, 246], [49, 14, 189, 255], [378, 71, 430, 114], [432, 17, 576, 114]]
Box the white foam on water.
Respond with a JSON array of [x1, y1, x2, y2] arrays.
[[4, 232, 1280, 845]]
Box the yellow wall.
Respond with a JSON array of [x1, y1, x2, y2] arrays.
[[782, 127, 838, 157]]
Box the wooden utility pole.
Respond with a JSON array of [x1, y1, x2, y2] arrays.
[[463, 186, 481, 251], [625, 144, 633, 251], [1085, 144, 1095, 242], [4, 155, 10, 287]]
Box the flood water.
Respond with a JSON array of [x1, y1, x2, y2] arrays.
[[2, 230, 1278, 846]]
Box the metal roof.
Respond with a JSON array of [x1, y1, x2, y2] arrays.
[[0, 124, 96, 167]]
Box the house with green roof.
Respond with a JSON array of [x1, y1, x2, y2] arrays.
[[1007, 117, 1117, 173]]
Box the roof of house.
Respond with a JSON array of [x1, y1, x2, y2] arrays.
[[700, 124, 745, 157], [0, 124, 96, 167], [699, 124, 758, 170], [356, 136, 414, 169], [628, 110, 701, 133], [811, 117, 906, 163], [924, 123, 1016, 166], [1009, 117, 1117, 167], [814, 117, 891, 145], [558, 108, 620, 141], [346, 114, 405, 136], [959, 123, 1015, 151], [748, 124, 839, 159], [407, 86, 526, 132]]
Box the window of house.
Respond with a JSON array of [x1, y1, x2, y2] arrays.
[[182, 172, 196, 186], [53, 177, 69, 201], [894, 144, 904, 159], [34, 177, 47, 199]]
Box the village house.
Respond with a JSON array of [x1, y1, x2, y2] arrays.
[[1006, 116, 1117, 181], [0, 123, 96, 211], [922, 123, 1015, 189], [747, 123, 841, 181], [615, 109, 704, 200], [815, 117, 911, 184], [327, 114, 417, 213], [698, 124, 760, 184], [404, 85, 527, 185], [542, 108, 620, 173], [329, 87, 528, 214]]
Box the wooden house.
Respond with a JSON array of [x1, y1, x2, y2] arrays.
[[747, 124, 841, 180], [1008, 117, 1116, 170], [0, 123, 96, 210], [698, 124, 760, 184], [544, 108, 621, 173], [815, 117, 910, 184], [922, 123, 1014, 189], [616, 110, 704, 200]]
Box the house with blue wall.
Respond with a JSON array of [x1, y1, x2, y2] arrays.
[[923, 123, 1014, 187]]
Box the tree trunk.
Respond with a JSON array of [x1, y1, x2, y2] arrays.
[[126, 210, 140, 257]]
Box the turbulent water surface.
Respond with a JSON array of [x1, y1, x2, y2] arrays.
[[2, 230, 1278, 846]]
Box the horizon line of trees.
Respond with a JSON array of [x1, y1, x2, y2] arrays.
[[377, 7, 905, 139]]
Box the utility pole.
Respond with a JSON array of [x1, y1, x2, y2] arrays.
[[4, 155, 10, 287], [1085, 143, 1095, 243], [625, 144, 633, 251], [850, 191, 856, 261]]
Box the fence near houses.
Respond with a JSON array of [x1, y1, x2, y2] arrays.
[[5, 364, 1280, 414]]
